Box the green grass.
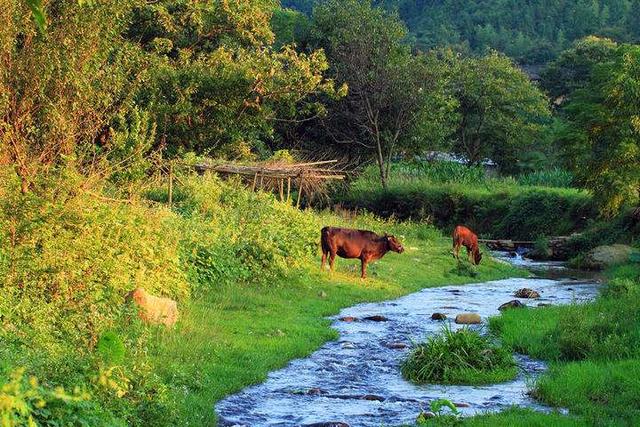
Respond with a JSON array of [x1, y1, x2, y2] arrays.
[[149, 228, 522, 425], [534, 360, 640, 424], [413, 408, 586, 426], [401, 325, 517, 385], [476, 262, 640, 426]]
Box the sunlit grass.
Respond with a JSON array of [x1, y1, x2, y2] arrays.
[[149, 230, 522, 425]]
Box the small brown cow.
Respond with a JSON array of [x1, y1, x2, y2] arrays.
[[452, 225, 483, 265], [320, 226, 405, 279]]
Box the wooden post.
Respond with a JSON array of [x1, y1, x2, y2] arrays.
[[168, 162, 173, 206], [251, 173, 258, 192], [296, 173, 304, 208], [286, 177, 291, 203], [279, 179, 284, 201], [259, 173, 264, 190]]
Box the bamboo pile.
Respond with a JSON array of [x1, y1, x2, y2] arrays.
[[193, 160, 346, 206]]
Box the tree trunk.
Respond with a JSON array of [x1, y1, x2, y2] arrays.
[[375, 134, 387, 190]]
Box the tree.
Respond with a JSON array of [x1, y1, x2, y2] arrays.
[[542, 36, 619, 100], [556, 44, 640, 216], [128, 0, 339, 157], [444, 51, 551, 171], [309, 0, 449, 188], [1, 0, 144, 193]]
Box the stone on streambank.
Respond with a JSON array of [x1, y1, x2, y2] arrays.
[[431, 312, 447, 321], [363, 315, 389, 322], [126, 288, 178, 327], [499, 300, 526, 311], [582, 244, 636, 270], [455, 313, 481, 324]]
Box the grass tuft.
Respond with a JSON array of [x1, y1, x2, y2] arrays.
[[401, 325, 517, 385]]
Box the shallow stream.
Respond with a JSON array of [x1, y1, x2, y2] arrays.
[[216, 254, 600, 427]]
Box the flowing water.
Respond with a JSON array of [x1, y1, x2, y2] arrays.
[[216, 254, 600, 427]]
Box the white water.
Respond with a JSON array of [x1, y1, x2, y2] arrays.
[[216, 259, 599, 427]]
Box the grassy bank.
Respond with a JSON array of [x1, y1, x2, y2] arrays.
[[339, 162, 595, 240], [487, 263, 640, 426], [0, 169, 521, 425], [414, 262, 640, 427]]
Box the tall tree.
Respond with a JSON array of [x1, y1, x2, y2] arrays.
[[128, 0, 339, 157], [310, 0, 448, 188], [556, 44, 640, 216], [444, 51, 551, 171]]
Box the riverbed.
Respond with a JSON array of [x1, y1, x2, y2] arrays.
[[216, 257, 600, 427]]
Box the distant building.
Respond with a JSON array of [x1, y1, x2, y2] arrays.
[[417, 151, 499, 175]]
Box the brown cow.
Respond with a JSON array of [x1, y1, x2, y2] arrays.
[[452, 225, 483, 265], [320, 227, 405, 279]]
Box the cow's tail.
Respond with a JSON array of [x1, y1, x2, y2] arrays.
[[320, 226, 331, 255]]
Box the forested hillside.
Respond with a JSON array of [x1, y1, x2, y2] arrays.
[[283, 0, 640, 63]]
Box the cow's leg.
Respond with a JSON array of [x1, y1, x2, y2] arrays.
[[329, 252, 336, 273], [360, 259, 368, 279], [453, 243, 460, 260], [321, 251, 327, 271]]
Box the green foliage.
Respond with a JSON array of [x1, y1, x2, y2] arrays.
[[553, 39, 640, 216], [341, 162, 595, 240], [438, 50, 551, 172], [401, 325, 517, 385], [0, 367, 120, 427], [416, 399, 460, 426], [517, 169, 575, 188], [2, 0, 146, 192], [96, 332, 126, 367], [286, 0, 639, 64], [129, 0, 338, 157], [308, 0, 453, 187]]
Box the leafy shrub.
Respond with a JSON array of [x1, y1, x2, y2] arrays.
[[0, 368, 121, 426], [159, 174, 319, 290], [97, 332, 126, 367], [401, 325, 517, 385]]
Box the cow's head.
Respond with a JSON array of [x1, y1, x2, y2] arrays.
[[385, 234, 405, 253], [473, 249, 483, 265]]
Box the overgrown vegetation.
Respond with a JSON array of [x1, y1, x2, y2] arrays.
[[339, 161, 595, 240], [2, 0, 639, 425], [401, 325, 517, 385], [0, 168, 521, 425]]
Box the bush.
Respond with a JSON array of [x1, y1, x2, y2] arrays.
[[0, 367, 121, 426], [401, 325, 516, 385]]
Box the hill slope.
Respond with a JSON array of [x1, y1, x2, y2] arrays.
[[282, 0, 640, 63]]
